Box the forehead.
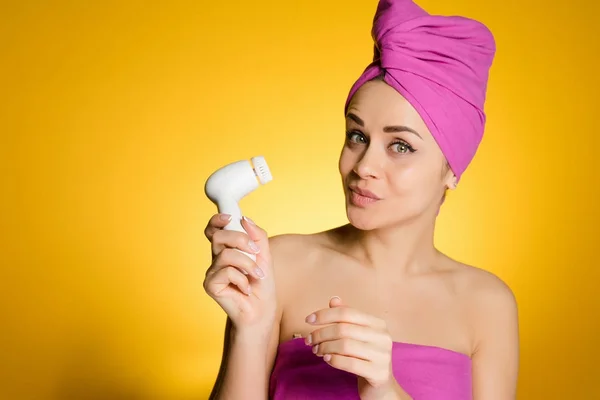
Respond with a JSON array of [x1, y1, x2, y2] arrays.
[[346, 80, 431, 137]]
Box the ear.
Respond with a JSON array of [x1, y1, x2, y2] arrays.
[[448, 176, 458, 190], [443, 167, 458, 190]]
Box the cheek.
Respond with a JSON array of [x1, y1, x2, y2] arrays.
[[386, 162, 442, 200], [386, 164, 420, 192], [338, 147, 354, 177]]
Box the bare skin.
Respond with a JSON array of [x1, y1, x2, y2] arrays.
[[271, 229, 519, 399], [205, 80, 519, 399], [274, 228, 473, 356]]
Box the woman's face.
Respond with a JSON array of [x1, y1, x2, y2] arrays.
[[339, 79, 456, 230]]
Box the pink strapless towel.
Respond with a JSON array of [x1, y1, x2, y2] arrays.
[[269, 338, 472, 400]]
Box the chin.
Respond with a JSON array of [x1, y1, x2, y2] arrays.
[[343, 188, 387, 230], [347, 216, 376, 231], [345, 202, 384, 231]]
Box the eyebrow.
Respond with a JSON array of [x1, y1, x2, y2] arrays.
[[346, 112, 422, 139]]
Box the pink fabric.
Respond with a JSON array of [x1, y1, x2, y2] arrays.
[[345, 0, 496, 181], [269, 338, 472, 399]]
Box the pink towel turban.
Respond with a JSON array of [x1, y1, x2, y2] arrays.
[[345, 0, 496, 181]]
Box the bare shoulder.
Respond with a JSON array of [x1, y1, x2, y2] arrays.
[[456, 263, 518, 314], [449, 260, 519, 357], [268, 231, 324, 265], [268, 232, 314, 254], [266, 230, 331, 297], [267, 224, 354, 266], [445, 262, 519, 394]]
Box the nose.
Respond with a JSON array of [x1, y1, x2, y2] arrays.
[[353, 145, 383, 179]]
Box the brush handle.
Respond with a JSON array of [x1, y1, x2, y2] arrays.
[[218, 198, 256, 262]]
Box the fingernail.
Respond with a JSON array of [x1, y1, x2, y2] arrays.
[[312, 344, 319, 354], [254, 267, 265, 279], [323, 354, 331, 362], [248, 240, 260, 253], [330, 296, 340, 302], [220, 214, 232, 221], [246, 285, 252, 295], [305, 314, 316, 323], [242, 216, 255, 225], [305, 334, 312, 345]]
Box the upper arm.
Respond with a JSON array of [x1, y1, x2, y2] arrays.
[[264, 305, 282, 392], [471, 274, 520, 399]]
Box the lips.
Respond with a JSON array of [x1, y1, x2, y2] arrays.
[[349, 186, 381, 200], [348, 185, 381, 207]]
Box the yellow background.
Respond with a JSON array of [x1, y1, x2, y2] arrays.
[[2, 0, 598, 399]]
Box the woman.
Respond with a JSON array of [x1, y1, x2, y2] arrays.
[[203, 0, 519, 399]]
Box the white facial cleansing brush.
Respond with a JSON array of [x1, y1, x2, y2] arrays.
[[204, 156, 273, 262]]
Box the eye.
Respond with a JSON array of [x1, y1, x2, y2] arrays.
[[346, 131, 367, 144], [391, 141, 415, 154]]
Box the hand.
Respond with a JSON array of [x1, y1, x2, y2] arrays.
[[305, 297, 411, 400], [203, 214, 277, 336]]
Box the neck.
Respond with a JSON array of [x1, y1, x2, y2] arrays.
[[341, 214, 440, 275]]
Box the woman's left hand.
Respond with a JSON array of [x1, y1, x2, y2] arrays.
[[304, 296, 412, 400]]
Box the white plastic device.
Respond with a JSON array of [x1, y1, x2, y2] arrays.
[[204, 156, 273, 262]]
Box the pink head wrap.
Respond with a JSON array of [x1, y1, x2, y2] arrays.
[[345, 0, 496, 181]]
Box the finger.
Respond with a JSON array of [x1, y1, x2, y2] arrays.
[[321, 353, 386, 385], [312, 337, 379, 362], [307, 322, 383, 347], [305, 306, 387, 331], [329, 296, 343, 308], [211, 228, 261, 258], [204, 213, 232, 241], [204, 266, 252, 297], [208, 248, 265, 280], [241, 217, 272, 268]]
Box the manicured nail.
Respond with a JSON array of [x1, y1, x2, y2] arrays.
[[220, 214, 232, 221], [330, 296, 340, 302], [248, 240, 260, 253], [305, 334, 312, 345], [323, 354, 331, 362], [246, 285, 252, 295], [305, 314, 316, 323], [312, 345, 319, 354], [254, 267, 265, 279], [242, 216, 255, 225]]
